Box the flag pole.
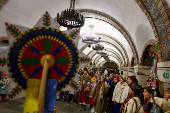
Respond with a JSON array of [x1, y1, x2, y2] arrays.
[[38, 56, 52, 113]]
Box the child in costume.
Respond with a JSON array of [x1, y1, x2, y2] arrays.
[[0, 73, 10, 101]]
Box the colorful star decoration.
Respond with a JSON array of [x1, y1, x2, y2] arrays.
[[149, 42, 162, 97], [149, 42, 163, 58], [0, 12, 83, 92], [0, 12, 92, 100]]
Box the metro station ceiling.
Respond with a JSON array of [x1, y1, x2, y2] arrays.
[[0, 0, 168, 67]]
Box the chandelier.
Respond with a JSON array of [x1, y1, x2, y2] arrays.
[[82, 25, 101, 47], [97, 49, 107, 55], [104, 56, 110, 61], [56, 0, 85, 28], [93, 43, 104, 51], [101, 54, 108, 57]]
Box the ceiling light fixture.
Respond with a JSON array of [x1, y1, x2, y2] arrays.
[[56, 0, 85, 28], [93, 43, 104, 51], [82, 25, 101, 47]]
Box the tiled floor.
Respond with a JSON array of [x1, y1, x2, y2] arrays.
[[0, 98, 91, 113]]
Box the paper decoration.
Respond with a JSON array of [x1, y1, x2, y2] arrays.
[[24, 79, 57, 113], [62, 74, 80, 92], [149, 42, 162, 97], [149, 42, 163, 58], [23, 79, 40, 113], [78, 51, 91, 69], [3, 12, 80, 92], [0, 11, 81, 101]]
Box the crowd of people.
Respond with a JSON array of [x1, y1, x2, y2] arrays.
[[60, 68, 170, 113], [0, 68, 170, 113]]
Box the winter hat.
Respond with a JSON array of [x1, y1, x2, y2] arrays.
[[3, 73, 8, 76], [128, 76, 138, 84], [114, 76, 119, 82], [120, 75, 126, 81], [84, 68, 89, 73]]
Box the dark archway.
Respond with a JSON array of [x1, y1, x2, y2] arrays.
[[103, 62, 118, 69], [141, 45, 152, 66], [130, 57, 134, 67]]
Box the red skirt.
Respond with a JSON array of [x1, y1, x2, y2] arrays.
[[74, 92, 79, 103], [79, 90, 89, 105]]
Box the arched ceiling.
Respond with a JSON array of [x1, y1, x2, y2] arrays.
[[82, 45, 124, 66], [0, 0, 166, 67]]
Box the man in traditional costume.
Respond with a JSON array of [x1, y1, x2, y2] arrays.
[[79, 69, 91, 111], [92, 75, 109, 113]]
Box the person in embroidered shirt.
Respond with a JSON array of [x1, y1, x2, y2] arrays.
[[140, 87, 166, 113], [121, 76, 141, 106], [121, 83, 142, 113], [79, 69, 91, 111], [164, 88, 170, 112]]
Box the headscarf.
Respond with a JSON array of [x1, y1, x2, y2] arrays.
[[129, 83, 144, 104], [129, 83, 139, 96], [128, 76, 138, 85], [114, 76, 119, 82]]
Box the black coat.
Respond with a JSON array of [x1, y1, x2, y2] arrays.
[[106, 83, 117, 109]]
